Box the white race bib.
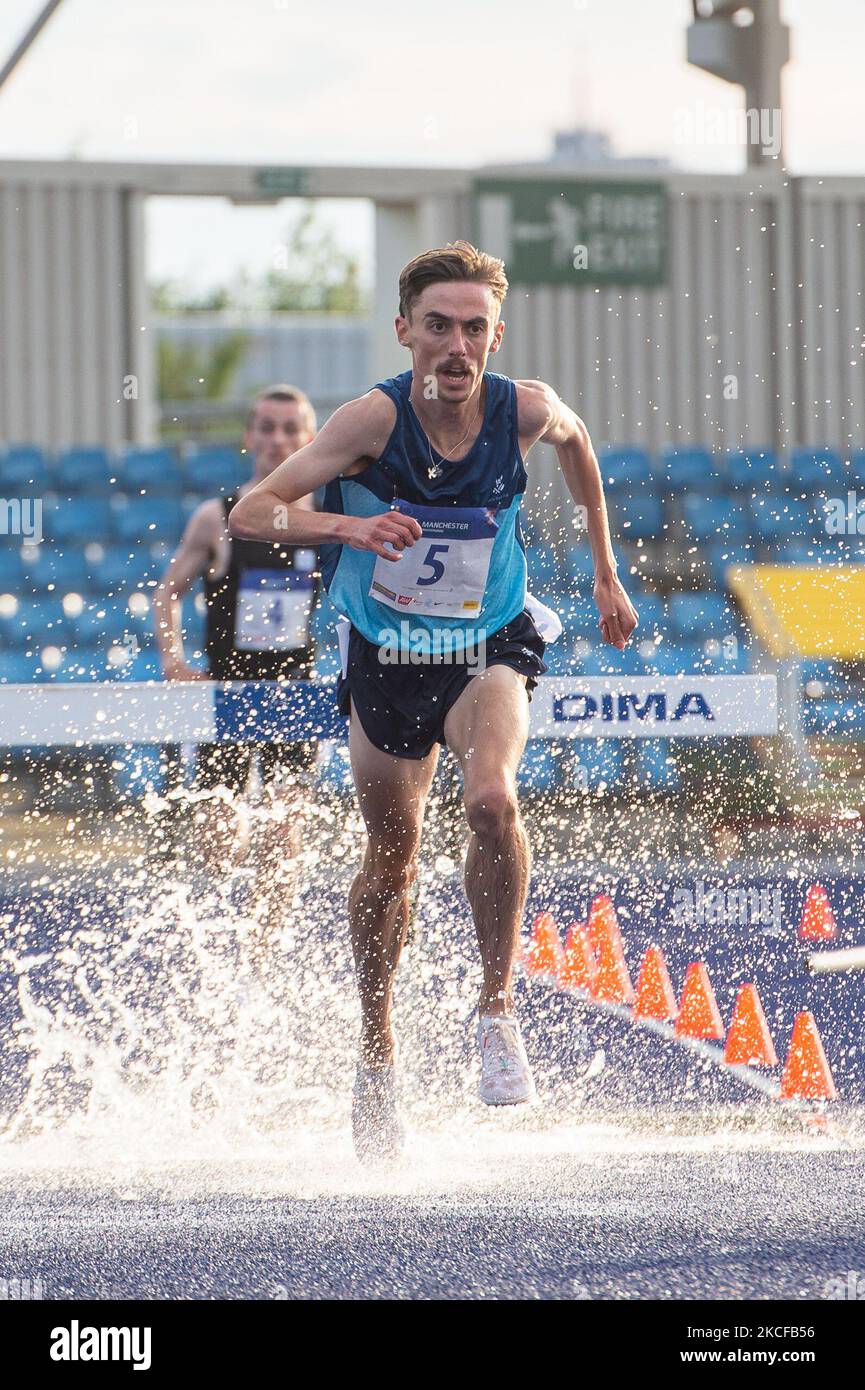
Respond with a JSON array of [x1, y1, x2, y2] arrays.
[[235, 568, 314, 651], [369, 498, 499, 620]]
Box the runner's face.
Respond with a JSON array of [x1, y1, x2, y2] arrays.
[[398, 282, 504, 402], [244, 401, 313, 474]]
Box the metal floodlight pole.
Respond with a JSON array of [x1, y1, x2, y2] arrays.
[[687, 0, 791, 168], [0, 0, 67, 95]]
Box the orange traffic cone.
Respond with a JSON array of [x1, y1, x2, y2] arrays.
[[675, 961, 725, 1041], [587, 894, 618, 955], [723, 984, 778, 1066], [560, 922, 597, 992], [798, 884, 837, 941], [592, 903, 635, 1005], [523, 911, 563, 979], [780, 1011, 837, 1101], [633, 945, 678, 1021]]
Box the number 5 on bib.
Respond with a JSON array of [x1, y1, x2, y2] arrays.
[[369, 498, 499, 619]]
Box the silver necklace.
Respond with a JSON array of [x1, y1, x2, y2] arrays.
[[416, 389, 483, 479]]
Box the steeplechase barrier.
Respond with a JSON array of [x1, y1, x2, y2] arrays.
[[0, 675, 777, 745]]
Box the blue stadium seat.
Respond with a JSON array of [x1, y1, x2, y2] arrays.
[[582, 644, 645, 677], [116, 648, 164, 681], [725, 449, 779, 491], [682, 495, 749, 539], [597, 447, 653, 492], [525, 544, 561, 589], [55, 447, 114, 493], [655, 447, 719, 494], [565, 546, 596, 585], [65, 597, 144, 647], [85, 546, 158, 592], [749, 493, 813, 541], [0, 651, 38, 682], [789, 448, 843, 492], [632, 639, 680, 675], [662, 641, 712, 673], [121, 447, 183, 496], [113, 497, 183, 544], [314, 646, 342, 680], [0, 596, 67, 647], [571, 740, 624, 792], [772, 539, 817, 564], [1, 445, 52, 490], [536, 590, 596, 638], [20, 548, 89, 594], [0, 549, 24, 590], [612, 492, 664, 539], [635, 739, 680, 791], [542, 641, 578, 675], [630, 592, 666, 631], [695, 639, 751, 674], [704, 541, 757, 587], [516, 740, 560, 792], [667, 591, 736, 636], [49, 647, 111, 681], [45, 497, 113, 542], [803, 701, 865, 736], [801, 658, 845, 686], [184, 447, 247, 496]]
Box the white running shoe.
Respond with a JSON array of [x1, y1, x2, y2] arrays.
[[352, 1063, 405, 1165], [476, 1014, 537, 1106]]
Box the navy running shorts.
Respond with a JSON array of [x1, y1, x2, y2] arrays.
[[335, 607, 548, 759]]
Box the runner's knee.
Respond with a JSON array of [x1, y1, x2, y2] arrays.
[[361, 844, 418, 900], [464, 781, 518, 839]]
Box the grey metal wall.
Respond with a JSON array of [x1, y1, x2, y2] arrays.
[[485, 171, 865, 458], [0, 174, 152, 450], [156, 313, 370, 422], [0, 160, 862, 459]]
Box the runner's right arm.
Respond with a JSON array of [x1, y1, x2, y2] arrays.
[[152, 500, 221, 681], [228, 393, 422, 561]]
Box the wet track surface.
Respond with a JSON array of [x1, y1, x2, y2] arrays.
[[1, 860, 864, 1301], [1, 1132, 863, 1299]]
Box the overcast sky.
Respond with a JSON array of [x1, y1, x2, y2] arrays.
[[0, 0, 860, 291]]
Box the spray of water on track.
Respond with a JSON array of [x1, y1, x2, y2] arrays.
[[0, 778, 860, 1202]]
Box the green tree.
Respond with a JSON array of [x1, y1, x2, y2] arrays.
[[149, 203, 367, 316], [156, 332, 249, 401]]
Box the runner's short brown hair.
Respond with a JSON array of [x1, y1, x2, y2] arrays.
[[398, 241, 508, 320], [246, 384, 316, 432]]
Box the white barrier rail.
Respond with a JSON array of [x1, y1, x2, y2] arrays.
[[0, 676, 777, 745]]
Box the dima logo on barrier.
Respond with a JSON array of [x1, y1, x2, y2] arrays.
[[50, 1321, 151, 1371], [553, 691, 714, 723]]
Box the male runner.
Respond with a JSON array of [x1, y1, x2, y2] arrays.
[[153, 385, 319, 931], [229, 243, 637, 1159]]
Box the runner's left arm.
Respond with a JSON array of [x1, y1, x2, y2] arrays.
[[515, 380, 638, 650]]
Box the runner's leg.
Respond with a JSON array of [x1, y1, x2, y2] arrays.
[[348, 703, 439, 1067], [443, 664, 531, 1017]]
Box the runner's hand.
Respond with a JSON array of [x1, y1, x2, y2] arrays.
[[163, 659, 210, 681], [593, 574, 638, 650], [345, 512, 422, 561]]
